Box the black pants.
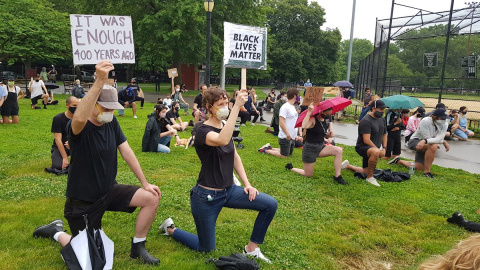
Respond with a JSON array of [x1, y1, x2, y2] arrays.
[[134, 96, 144, 108], [155, 80, 160, 92], [249, 108, 262, 123], [239, 111, 250, 124], [386, 131, 401, 157]]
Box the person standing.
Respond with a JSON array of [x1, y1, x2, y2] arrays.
[[344, 100, 387, 187], [159, 87, 277, 263], [40, 67, 49, 82], [155, 70, 161, 92], [28, 75, 49, 109], [303, 78, 312, 96], [48, 66, 58, 83], [1, 76, 24, 124], [33, 61, 162, 265], [384, 109, 404, 160], [259, 88, 302, 158], [45, 96, 79, 174]]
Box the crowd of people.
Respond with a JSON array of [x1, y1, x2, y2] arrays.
[[6, 63, 473, 268]]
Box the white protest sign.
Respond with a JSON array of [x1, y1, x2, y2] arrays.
[[223, 22, 267, 70], [70, 14, 135, 65]]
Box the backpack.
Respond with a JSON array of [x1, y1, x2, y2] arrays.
[[206, 253, 260, 270]]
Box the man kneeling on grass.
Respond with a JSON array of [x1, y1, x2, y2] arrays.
[[344, 100, 387, 187], [389, 108, 450, 178], [32, 61, 162, 266]]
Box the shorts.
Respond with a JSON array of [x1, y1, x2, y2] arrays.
[[278, 138, 295, 157], [1, 104, 19, 117], [31, 95, 43, 105], [64, 183, 140, 236], [454, 129, 473, 140], [302, 142, 325, 163], [355, 145, 373, 168], [407, 139, 425, 165]]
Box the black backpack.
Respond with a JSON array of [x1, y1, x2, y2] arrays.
[[206, 253, 260, 270]]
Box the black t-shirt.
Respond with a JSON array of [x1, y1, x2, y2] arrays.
[[126, 83, 140, 95], [194, 93, 203, 108], [166, 109, 179, 123], [157, 119, 169, 133], [194, 124, 235, 189], [356, 114, 387, 149], [229, 98, 235, 106], [305, 117, 327, 143], [51, 112, 71, 150], [66, 117, 127, 202]]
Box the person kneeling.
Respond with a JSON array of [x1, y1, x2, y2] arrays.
[[142, 104, 177, 153], [286, 105, 349, 185]]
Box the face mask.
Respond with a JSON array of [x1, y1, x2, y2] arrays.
[[96, 105, 114, 124], [68, 106, 77, 114], [35, 79, 39, 82], [160, 113, 166, 118], [175, 106, 180, 111], [462, 111, 467, 115], [321, 114, 330, 119], [282, 97, 287, 102], [373, 111, 384, 118], [176, 88, 180, 92], [213, 105, 229, 121], [417, 114, 422, 117], [435, 119, 446, 126], [8, 81, 14, 86]]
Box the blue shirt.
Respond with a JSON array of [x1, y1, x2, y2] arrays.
[[0, 85, 7, 98], [244, 96, 254, 112]]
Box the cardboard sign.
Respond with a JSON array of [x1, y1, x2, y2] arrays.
[[70, 14, 135, 65], [168, 68, 178, 78], [302, 87, 325, 106], [223, 22, 267, 70], [323, 87, 339, 95]]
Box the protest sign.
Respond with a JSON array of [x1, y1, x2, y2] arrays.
[[223, 22, 267, 70], [168, 68, 178, 78], [70, 14, 135, 65], [302, 87, 325, 106]]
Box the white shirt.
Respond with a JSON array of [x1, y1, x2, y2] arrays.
[[164, 98, 172, 107], [278, 102, 298, 139], [29, 80, 45, 98]]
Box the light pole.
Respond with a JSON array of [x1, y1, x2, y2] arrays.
[[204, 0, 214, 87]]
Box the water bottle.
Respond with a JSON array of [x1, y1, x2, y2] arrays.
[[409, 162, 415, 175]]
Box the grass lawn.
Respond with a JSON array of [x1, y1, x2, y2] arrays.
[[0, 96, 478, 269]]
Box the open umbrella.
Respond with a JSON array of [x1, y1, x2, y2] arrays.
[[380, 95, 424, 109], [333, 80, 353, 88], [295, 97, 352, 128]]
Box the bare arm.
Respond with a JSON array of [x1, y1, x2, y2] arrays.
[[279, 116, 291, 139], [54, 133, 69, 169], [17, 89, 25, 99], [71, 61, 114, 135], [205, 90, 248, 146], [118, 141, 161, 196], [361, 134, 377, 148], [233, 148, 258, 201], [0, 96, 4, 107], [302, 103, 315, 129]]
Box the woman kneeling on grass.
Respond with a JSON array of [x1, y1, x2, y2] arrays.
[[159, 87, 278, 263], [286, 104, 349, 185]]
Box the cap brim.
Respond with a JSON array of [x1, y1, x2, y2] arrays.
[[97, 101, 124, 110]]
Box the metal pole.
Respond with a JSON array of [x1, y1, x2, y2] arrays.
[[381, 0, 395, 98], [206, 11, 212, 87], [439, 0, 455, 104], [220, 61, 226, 90], [346, 0, 356, 82]]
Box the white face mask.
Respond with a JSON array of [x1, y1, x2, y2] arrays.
[[282, 97, 287, 102], [160, 113, 166, 118], [96, 105, 114, 124], [213, 105, 229, 121], [435, 119, 446, 126], [176, 88, 180, 92]]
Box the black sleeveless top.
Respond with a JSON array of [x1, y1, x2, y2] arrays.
[[305, 116, 328, 144]]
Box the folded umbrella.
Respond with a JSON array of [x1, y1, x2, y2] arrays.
[[44, 82, 60, 89], [295, 97, 352, 128], [380, 95, 424, 109]]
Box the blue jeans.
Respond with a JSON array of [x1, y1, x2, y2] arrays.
[[157, 135, 172, 153], [172, 184, 278, 252], [358, 107, 370, 121]]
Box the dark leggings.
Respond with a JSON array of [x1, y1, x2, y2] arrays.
[[134, 96, 144, 108]]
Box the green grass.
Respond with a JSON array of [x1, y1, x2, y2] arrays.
[[0, 96, 479, 269]]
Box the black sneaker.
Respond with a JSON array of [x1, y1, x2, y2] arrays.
[[388, 156, 400, 165], [260, 118, 266, 122], [334, 175, 349, 185], [33, 219, 63, 239], [424, 172, 434, 178], [285, 163, 293, 170], [447, 212, 466, 226]]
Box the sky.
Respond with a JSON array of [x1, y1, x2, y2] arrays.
[[312, 0, 470, 42]]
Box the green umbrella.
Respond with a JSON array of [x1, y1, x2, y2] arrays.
[[380, 95, 424, 109]]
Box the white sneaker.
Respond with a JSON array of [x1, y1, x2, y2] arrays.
[[341, 160, 349, 170], [158, 218, 175, 235], [243, 246, 271, 263], [251, 123, 255, 126], [259, 143, 270, 150], [366, 177, 381, 187], [241, 124, 246, 127], [133, 115, 138, 119]]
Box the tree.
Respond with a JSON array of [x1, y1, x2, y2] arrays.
[[0, 0, 71, 72], [337, 38, 373, 84]]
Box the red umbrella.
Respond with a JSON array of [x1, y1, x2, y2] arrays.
[[295, 97, 352, 128]]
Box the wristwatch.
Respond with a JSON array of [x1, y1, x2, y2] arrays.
[[424, 139, 428, 144]]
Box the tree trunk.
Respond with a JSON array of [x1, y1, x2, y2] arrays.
[[126, 64, 134, 83], [75, 66, 81, 81], [172, 56, 182, 86]]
